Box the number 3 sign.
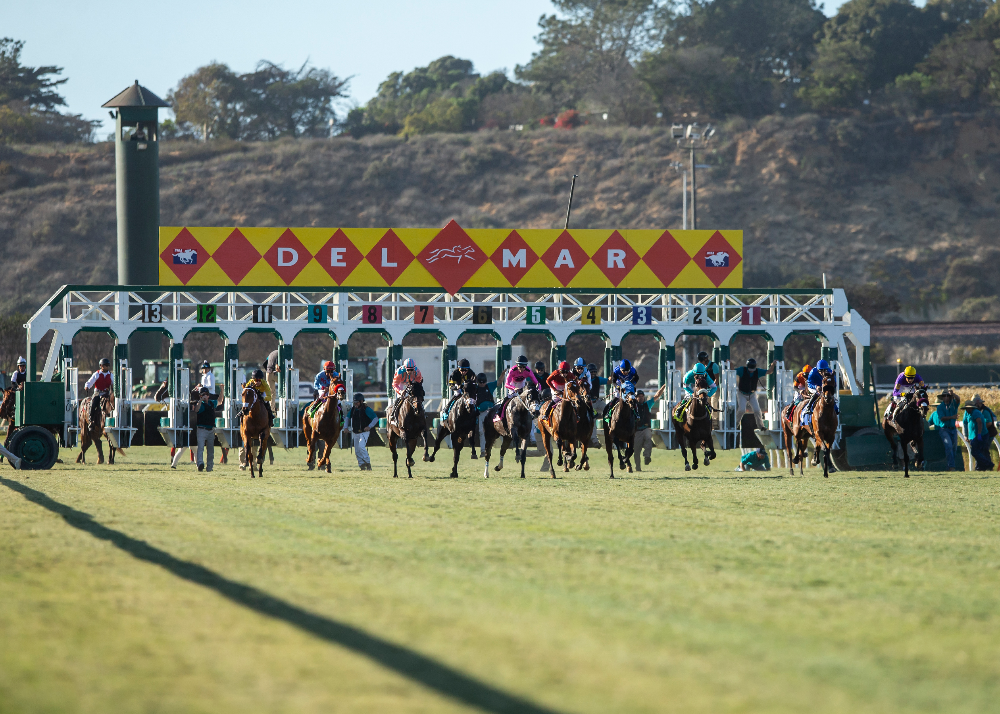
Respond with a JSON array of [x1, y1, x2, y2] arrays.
[[632, 305, 652, 325]]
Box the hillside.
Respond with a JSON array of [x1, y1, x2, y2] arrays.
[[1, 113, 999, 319]]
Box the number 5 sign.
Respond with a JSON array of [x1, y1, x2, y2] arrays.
[[526, 305, 546, 325]]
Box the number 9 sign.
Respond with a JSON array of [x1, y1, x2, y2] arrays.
[[632, 305, 652, 325], [308, 305, 327, 324]]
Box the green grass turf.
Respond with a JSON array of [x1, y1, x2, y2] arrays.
[[1, 444, 998, 714]]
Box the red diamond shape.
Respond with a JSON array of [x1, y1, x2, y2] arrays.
[[316, 229, 363, 285], [417, 220, 487, 294], [263, 229, 310, 285], [643, 230, 691, 287], [212, 229, 261, 285], [541, 230, 589, 286], [489, 230, 537, 286], [594, 230, 639, 287], [697, 231, 742, 287], [365, 229, 413, 286], [160, 228, 208, 285]]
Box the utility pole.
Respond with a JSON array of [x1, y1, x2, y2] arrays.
[[564, 174, 579, 229], [672, 123, 716, 230], [690, 144, 697, 230]]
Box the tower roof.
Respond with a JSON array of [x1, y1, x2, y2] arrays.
[[102, 80, 169, 108]]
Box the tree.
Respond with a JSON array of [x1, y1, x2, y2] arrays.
[[168, 62, 244, 140], [364, 56, 479, 130], [515, 0, 670, 120]]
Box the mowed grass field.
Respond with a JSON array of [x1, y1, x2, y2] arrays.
[[1, 444, 999, 714]]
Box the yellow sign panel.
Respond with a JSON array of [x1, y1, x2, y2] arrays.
[[159, 221, 743, 292]]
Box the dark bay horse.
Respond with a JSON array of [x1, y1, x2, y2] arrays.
[[883, 388, 927, 478], [302, 389, 342, 473], [538, 382, 582, 477], [240, 384, 271, 478], [482, 384, 542, 479], [389, 381, 429, 478], [810, 375, 840, 478], [77, 391, 118, 464], [428, 387, 478, 478], [677, 382, 715, 472], [604, 390, 637, 478]]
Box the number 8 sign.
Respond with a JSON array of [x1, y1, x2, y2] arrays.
[[632, 305, 652, 325], [362, 305, 382, 324]]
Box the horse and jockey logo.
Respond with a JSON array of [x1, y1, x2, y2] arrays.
[[426, 245, 477, 264], [172, 248, 198, 265], [705, 251, 729, 267]]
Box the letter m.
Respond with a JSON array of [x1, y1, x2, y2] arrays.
[[502, 248, 526, 268]]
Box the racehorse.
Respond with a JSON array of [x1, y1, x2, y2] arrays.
[[883, 388, 927, 478], [809, 375, 840, 478], [302, 388, 342, 473], [572, 382, 595, 471], [239, 383, 271, 478], [677, 379, 716, 472], [389, 381, 429, 478], [77, 391, 118, 464], [537, 382, 582, 477], [481, 384, 542, 479], [0, 387, 15, 433], [427, 384, 478, 478], [604, 389, 637, 478]]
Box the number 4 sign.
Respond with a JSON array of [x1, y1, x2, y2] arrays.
[[741, 306, 762, 325]]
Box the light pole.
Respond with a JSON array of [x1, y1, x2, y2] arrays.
[[671, 123, 715, 229], [669, 161, 687, 229]]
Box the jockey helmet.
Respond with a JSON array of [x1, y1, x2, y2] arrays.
[[459, 358, 471, 369], [517, 355, 528, 366], [816, 359, 831, 372], [622, 382, 636, 394], [201, 361, 211, 370], [618, 359, 631, 372], [697, 351, 709, 362], [574, 357, 586, 368], [534, 361, 546, 371], [403, 358, 416, 370], [99, 358, 111, 368], [904, 365, 917, 378], [324, 360, 335, 371], [354, 392, 364, 403], [746, 358, 757, 370], [801, 364, 810, 374], [588, 363, 597, 373], [476, 372, 487, 383], [694, 363, 707, 375], [252, 368, 264, 380], [558, 360, 569, 371], [16, 356, 26, 366]]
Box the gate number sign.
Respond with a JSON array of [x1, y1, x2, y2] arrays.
[[413, 305, 434, 324], [308, 305, 327, 324], [252, 305, 273, 323], [472, 306, 492, 325], [196, 304, 217, 323], [632, 305, 652, 325], [581, 306, 601, 325], [688, 306, 704, 325], [741, 306, 762, 325], [140, 304, 162, 323], [526, 306, 546, 325], [362, 305, 382, 324]]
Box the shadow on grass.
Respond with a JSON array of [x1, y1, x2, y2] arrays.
[[0, 476, 563, 714]]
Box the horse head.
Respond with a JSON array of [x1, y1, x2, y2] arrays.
[[822, 375, 837, 403], [916, 388, 929, 417], [523, 384, 543, 416], [240, 384, 258, 414]]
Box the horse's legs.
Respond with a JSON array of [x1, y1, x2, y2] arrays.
[[679, 433, 690, 471], [423, 427, 431, 461], [497, 435, 511, 472], [108, 436, 116, 465], [304, 423, 316, 469], [94, 435, 105, 465], [320, 439, 333, 474], [577, 436, 589, 471], [605, 426, 616, 479], [77, 430, 89, 463], [428, 426, 447, 463], [542, 429, 557, 478], [519, 435, 528, 479], [903, 439, 910, 478], [450, 435, 461, 478], [625, 440, 634, 473], [406, 438, 416, 478], [389, 433, 399, 478]]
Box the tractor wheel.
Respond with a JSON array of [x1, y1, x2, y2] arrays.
[[8, 426, 59, 470]]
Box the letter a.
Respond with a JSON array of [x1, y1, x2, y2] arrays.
[[553, 249, 574, 269]]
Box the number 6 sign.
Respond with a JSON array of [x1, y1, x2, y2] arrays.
[[362, 305, 382, 324]]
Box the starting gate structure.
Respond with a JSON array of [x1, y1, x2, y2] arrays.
[[18, 284, 879, 467]]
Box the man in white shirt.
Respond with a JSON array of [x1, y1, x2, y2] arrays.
[[199, 361, 216, 396]]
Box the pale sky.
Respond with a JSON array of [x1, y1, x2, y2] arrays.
[[8, 0, 849, 136]]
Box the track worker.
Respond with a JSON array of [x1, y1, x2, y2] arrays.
[[734, 358, 776, 430], [929, 390, 959, 470], [963, 397, 995, 471], [673, 362, 717, 422], [474, 373, 498, 458], [194, 386, 217, 472], [389, 358, 422, 424], [885, 365, 926, 429], [10, 356, 27, 390], [633, 384, 667, 470], [735, 447, 771, 472], [198, 361, 216, 397], [533, 361, 551, 401], [347, 393, 378, 471]]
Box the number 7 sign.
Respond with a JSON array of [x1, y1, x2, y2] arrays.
[[413, 305, 433, 324]]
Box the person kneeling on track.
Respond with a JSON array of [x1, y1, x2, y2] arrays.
[[735, 447, 771, 472], [389, 358, 423, 425], [347, 393, 379, 471], [672, 362, 717, 422]]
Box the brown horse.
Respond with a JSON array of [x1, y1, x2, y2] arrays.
[[302, 388, 343, 473], [810, 375, 840, 478], [604, 390, 637, 478], [537, 382, 582, 477], [77, 391, 117, 464], [783, 375, 837, 476], [677, 381, 716, 472], [388, 381, 429, 478], [0, 387, 15, 434], [239, 384, 271, 478], [428, 386, 478, 478]]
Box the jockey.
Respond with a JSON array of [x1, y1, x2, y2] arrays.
[[542, 361, 575, 420], [885, 365, 926, 426], [801, 359, 837, 424], [793, 364, 811, 400], [603, 359, 640, 418], [572, 357, 592, 397], [390, 358, 423, 423], [456, 359, 477, 391], [84, 358, 114, 397], [673, 362, 717, 422], [10, 356, 27, 390], [308, 361, 344, 419], [505, 355, 541, 396], [474, 372, 498, 458], [244, 368, 274, 424]]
